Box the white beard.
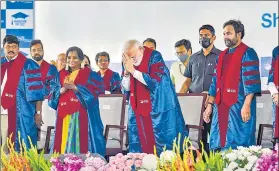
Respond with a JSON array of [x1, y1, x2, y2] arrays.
[[133, 55, 143, 66]]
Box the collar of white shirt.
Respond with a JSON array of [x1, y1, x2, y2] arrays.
[[5, 54, 18, 62]]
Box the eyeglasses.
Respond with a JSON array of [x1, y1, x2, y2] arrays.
[[5, 45, 18, 49], [31, 49, 43, 53], [98, 59, 109, 63]]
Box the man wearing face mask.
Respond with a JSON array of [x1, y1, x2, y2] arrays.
[[179, 25, 221, 152], [170, 39, 192, 93], [30, 39, 58, 150], [121, 40, 188, 155], [204, 20, 261, 151]]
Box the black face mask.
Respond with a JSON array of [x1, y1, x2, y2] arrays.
[[199, 37, 212, 48]]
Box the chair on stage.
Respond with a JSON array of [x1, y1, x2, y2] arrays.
[[177, 93, 206, 149], [98, 94, 126, 156], [256, 91, 275, 148]]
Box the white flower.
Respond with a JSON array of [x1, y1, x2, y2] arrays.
[[234, 168, 246, 171], [159, 150, 176, 163], [237, 154, 245, 160], [138, 169, 148, 171], [223, 168, 234, 171], [244, 163, 254, 170], [249, 145, 262, 152], [228, 162, 238, 170], [242, 151, 252, 157], [142, 154, 158, 171], [247, 155, 258, 163], [225, 153, 237, 162], [261, 148, 272, 155]]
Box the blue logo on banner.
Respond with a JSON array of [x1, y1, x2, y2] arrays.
[[11, 12, 29, 26], [6, 29, 33, 48], [260, 57, 272, 77], [7, 1, 34, 9], [1, 10, 6, 28]]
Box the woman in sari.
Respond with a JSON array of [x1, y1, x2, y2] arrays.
[[48, 46, 105, 156]]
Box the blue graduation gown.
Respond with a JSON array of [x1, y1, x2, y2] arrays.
[[208, 47, 261, 150], [125, 50, 188, 155], [1, 56, 44, 151], [48, 69, 106, 156]]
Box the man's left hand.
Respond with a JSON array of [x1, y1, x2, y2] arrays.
[[35, 114, 44, 128], [122, 53, 135, 74], [241, 103, 251, 122]]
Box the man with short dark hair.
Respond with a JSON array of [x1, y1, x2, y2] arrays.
[[96, 51, 121, 94], [30, 39, 58, 150], [143, 38, 156, 50], [170, 39, 192, 92], [1, 35, 44, 151], [204, 20, 261, 150], [179, 25, 221, 152]]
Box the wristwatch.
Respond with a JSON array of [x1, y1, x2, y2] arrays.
[[36, 111, 41, 115]]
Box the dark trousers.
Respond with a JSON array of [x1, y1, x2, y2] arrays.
[[202, 114, 212, 153]]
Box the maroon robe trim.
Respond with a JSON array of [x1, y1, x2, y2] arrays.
[[53, 67, 91, 153], [40, 60, 51, 85], [98, 69, 113, 91], [130, 46, 156, 153], [1, 52, 27, 142], [273, 56, 279, 138], [215, 43, 249, 147]]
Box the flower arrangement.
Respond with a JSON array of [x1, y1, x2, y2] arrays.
[[255, 144, 278, 171], [1, 132, 51, 171], [104, 152, 147, 170], [222, 145, 274, 171]]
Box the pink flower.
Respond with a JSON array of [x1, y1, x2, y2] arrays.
[[114, 158, 122, 165], [125, 159, 134, 167], [80, 166, 96, 171], [117, 162, 125, 169], [134, 160, 142, 168], [116, 153, 124, 158], [124, 166, 132, 171]]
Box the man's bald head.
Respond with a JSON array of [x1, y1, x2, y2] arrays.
[[56, 53, 66, 71]]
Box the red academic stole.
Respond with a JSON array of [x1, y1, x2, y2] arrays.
[[1, 53, 27, 142], [53, 67, 90, 153], [40, 60, 50, 85], [273, 55, 279, 138], [40, 60, 51, 99], [130, 47, 155, 153], [215, 42, 249, 147], [98, 69, 113, 91]]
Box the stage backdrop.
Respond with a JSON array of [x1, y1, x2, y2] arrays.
[[1, 1, 34, 57], [35, 1, 278, 89]]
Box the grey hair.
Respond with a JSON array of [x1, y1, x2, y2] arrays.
[[123, 40, 144, 51]]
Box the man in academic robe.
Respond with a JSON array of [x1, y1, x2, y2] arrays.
[[121, 40, 188, 155], [96, 51, 121, 94], [267, 45, 279, 143], [203, 20, 261, 150], [30, 39, 58, 149], [1, 35, 44, 151]]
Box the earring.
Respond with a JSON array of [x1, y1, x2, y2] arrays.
[[81, 61, 85, 69], [65, 63, 69, 70]]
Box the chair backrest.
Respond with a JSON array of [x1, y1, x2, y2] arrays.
[[98, 94, 126, 139], [177, 93, 206, 147], [255, 91, 274, 147]]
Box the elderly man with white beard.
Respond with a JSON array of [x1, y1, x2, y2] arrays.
[[121, 40, 188, 155]]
